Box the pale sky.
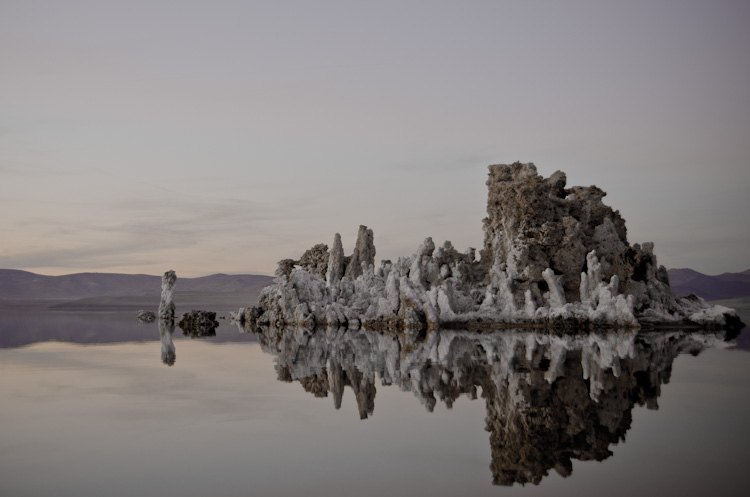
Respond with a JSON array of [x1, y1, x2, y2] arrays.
[[1, 0, 748, 277]]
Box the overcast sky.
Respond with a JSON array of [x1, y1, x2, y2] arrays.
[[1, 0, 748, 277]]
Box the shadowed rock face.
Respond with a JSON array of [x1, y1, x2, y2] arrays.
[[253, 323, 735, 486], [246, 163, 742, 331], [481, 164, 628, 302], [480, 163, 688, 320], [344, 225, 376, 280], [298, 244, 330, 278]]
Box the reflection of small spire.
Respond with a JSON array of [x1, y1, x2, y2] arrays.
[[158, 319, 176, 366], [346, 367, 375, 420], [329, 360, 344, 410]]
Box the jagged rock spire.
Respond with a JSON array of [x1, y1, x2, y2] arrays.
[[326, 233, 345, 288], [243, 163, 742, 331], [158, 270, 176, 321], [344, 225, 375, 279]]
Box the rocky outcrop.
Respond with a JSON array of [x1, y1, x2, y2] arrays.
[[252, 322, 736, 485], [244, 163, 743, 331], [298, 243, 330, 278], [158, 270, 177, 320], [177, 310, 219, 338]]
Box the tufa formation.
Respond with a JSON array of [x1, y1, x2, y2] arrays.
[[244, 163, 742, 331], [158, 270, 177, 321]]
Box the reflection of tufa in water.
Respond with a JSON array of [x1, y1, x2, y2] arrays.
[[178, 310, 219, 338], [157, 270, 177, 364], [158, 319, 176, 366], [254, 323, 737, 485], [242, 163, 743, 331]]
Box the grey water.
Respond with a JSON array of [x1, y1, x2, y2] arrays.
[[1, 309, 749, 497]]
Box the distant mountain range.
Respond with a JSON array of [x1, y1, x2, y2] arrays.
[[0, 269, 275, 300], [2, 268, 748, 303], [667, 268, 750, 301]]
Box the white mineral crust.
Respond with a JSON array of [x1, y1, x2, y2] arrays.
[[246, 163, 740, 330]]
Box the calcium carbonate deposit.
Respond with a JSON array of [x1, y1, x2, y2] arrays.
[[241, 162, 742, 331]]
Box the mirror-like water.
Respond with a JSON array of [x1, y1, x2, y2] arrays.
[[1, 310, 748, 496]]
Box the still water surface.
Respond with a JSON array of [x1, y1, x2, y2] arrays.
[[1, 310, 748, 496]]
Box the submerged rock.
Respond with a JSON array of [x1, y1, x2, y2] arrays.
[[178, 310, 219, 338], [158, 270, 177, 321], [246, 163, 743, 331], [136, 310, 156, 323]]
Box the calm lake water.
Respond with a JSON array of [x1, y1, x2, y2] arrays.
[[1, 309, 748, 497]]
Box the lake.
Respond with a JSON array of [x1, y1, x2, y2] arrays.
[[1, 307, 748, 496]]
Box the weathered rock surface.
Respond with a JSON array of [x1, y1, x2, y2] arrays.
[[245, 163, 743, 331], [253, 323, 735, 485], [344, 225, 375, 279], [158, 270, 177, 320], [298, 243, 330, 277], [326, 233, 345, 288], [177, 309, 219, 338]]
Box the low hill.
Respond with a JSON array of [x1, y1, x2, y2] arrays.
[[5, 267, 747, 306], [667, 268, 750, 301], [0, 269, 274, 300]]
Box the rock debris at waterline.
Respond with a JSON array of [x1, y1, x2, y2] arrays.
[[240, 162, 743, 331]]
